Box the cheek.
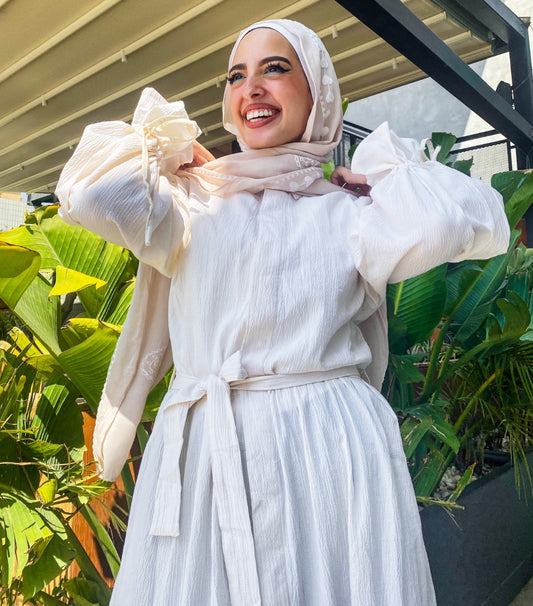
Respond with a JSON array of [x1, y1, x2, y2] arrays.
[[229, 90, 242, 125], [288, 84, 313, 126]]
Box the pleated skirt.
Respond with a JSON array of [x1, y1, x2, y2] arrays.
[[110, 376, 436, 605]]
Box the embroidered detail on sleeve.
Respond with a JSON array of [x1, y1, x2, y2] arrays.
[[140, 346, 168, 379]]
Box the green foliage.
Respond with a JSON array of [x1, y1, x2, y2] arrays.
[[0, 205, 136, 410], [0, 346, 115, 605], [0, 207, 140, 604], [384, 170, 533, 504], [424, 131, 473, 175], [322, 159, 335, 182]]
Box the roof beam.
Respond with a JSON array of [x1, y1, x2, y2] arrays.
[[334, 0, 533, 158], [443, 0, 527, 45], [0, 0, 225, 129], [0, 0, 322, 163], [443, 0, 533, 169]]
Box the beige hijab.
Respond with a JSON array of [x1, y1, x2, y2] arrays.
[[181, 19, 345, 196]]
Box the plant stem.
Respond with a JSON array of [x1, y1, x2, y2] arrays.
[[422, 317, 450, 397], [453, 372, 497, 434], [61, 519, 111, 604]]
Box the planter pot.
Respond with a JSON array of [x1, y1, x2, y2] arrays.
[[421, 451, 533, 606]]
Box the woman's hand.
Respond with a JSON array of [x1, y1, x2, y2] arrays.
[[331, 166, 371, 196], [183, 141, 216, 168]]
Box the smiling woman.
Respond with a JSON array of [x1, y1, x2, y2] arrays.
[[55, 18, 510, 606], [227, 28, 313, 149]]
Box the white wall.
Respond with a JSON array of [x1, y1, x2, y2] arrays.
[[344, 0, 532, 143]]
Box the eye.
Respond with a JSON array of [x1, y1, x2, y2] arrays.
[[265, 62, 289, 75], [227, 71, 245, 85]]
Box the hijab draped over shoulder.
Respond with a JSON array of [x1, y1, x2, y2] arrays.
[[181, 19, 345, 196]]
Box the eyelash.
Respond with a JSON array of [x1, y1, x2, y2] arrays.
[[226, 62, 289, 85]]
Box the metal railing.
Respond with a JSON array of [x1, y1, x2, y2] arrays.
[[451, 130, 515, 183], [333, 120, 371, 168], [336, 122, 516, 184]]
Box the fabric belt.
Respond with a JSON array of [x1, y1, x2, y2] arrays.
[[149, 351, 359, 605]]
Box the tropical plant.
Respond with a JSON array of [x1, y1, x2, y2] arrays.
[[0, 204, 137, 408], [0, 205, 143, 604], [384, 166, 533, 506], [0, 342, 121, 605]]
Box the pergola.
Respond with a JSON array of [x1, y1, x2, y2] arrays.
[[0, 0, 531, 199]]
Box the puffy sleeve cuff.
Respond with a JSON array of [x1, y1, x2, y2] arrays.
[[131, 87, 201, 174], [348, 122, 511, 294], [351, 121, 429, 187]]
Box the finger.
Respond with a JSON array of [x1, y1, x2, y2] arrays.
[[192, 141, 215, 165], [331, 167, 368, 189], [331, 166, 352, 186]]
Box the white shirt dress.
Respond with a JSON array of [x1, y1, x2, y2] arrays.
[[57, 95, 510, 605]]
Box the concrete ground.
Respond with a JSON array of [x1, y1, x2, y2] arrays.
[[510, 577, 533, 605]]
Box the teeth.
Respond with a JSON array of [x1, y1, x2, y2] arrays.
[[246, 108, 274, 121]]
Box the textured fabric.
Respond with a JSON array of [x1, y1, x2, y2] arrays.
[[181, 19, 345, 197], [113, 378, 436, 606], [56, 85, 510, 604], [149, 356, 359, 605]]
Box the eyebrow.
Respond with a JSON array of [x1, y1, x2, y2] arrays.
[[228, 55, 292, 73]]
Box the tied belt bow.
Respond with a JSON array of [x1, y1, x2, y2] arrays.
[[150, 351, 359, 605]]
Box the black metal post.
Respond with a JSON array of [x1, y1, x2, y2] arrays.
[[334, 0, 533, 157]]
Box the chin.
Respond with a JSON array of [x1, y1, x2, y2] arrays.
[[242, 134, 278, 149], [241, 133, 302, 150]]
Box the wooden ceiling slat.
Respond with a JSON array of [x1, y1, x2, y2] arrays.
[[0, 0, 121, 85], [0, 0, 496, 192]]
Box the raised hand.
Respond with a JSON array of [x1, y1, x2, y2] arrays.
[[331, 166, 371, 196]]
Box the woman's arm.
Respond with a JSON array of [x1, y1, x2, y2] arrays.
[[56, 88, 201, 277], [345, 122, 510, 294]]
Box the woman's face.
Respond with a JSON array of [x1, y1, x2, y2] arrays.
[[228, 28, 313, 149]]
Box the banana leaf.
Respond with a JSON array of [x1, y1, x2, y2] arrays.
[[21, 507, 74, 599], [58, 322, 120, 411], [0, 246, 62, 355], [0, 243, 40, 307], [493, 171, 533, 228], [444, 237, 516, 345], [50, 266, 107, 297], [105, 279, 135, 326], [33, 373, 85, 461], [387, 263, 448, 354], [1, 205, 136, 322]]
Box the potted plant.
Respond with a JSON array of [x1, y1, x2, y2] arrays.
[[382, 148, 533, 604]]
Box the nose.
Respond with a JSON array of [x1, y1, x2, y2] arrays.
[[243, 74, 264, 99]]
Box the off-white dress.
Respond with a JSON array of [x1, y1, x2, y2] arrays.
[[57, 92, 509, 605]]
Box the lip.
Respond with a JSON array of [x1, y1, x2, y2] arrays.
[[242, 103, 280, 129]]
